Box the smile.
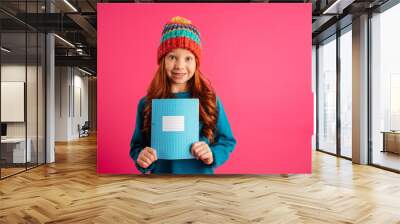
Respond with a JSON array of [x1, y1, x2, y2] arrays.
[[172, 73, 186, 77]]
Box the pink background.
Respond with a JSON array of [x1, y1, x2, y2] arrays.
[[98, 3, 313, 174]]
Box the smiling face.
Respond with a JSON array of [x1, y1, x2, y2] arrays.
[[164, 48, 197, 93]]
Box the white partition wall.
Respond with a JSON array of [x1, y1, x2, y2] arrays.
[[1, 82, 24, 122], [55, 67, 89, 141]]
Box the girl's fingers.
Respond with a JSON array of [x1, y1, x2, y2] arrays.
[[195, 147, 208, 157], [192, 147, 203, 157], [192, 142, 207, 156], [137, 147, 158, 169], [140, 153, 153, 164], [192, 142, 203, 149], [198, 150, 210, 160], [191, 142, 205, 153], [147, 148, 158, 161], [191, 147, 197, 156], [143, 150, 156, 162], [204, 157, 213, 165], [191, 143, 198, 155], [151, 149, 158, 161], [195, 146, 212, 160], [191, 146, 197, 156], [138, 159, 149, 168], [142, 147, 157, 162]]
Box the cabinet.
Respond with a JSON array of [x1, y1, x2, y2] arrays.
[[382, 132, 400, 154], [0, 138, 32, 165]]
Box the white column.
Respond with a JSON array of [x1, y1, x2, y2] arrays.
[[46, 1, 55, 163], [352, 14, 369, 164], [312, 45, 317, 150]]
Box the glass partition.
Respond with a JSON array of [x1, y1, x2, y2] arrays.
[[1, 30, 28, 177], [371, 3, 400, 171], [317, 35, 337, 155], [0, 1, 46, 179]]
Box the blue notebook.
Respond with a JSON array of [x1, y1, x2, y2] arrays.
[[151, 99, 199, 160]]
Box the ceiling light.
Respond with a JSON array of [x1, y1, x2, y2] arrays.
[[322, 0, 355, 15], [78, 67, 93, 76], [1, 47, 11, 53], [54, 34, 75, 48], [63, 0, 78, 12]]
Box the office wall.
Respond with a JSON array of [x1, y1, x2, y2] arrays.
[[88, 77, 97, 132], [55, 67, 89, 141], [73, 72, 89, 138]]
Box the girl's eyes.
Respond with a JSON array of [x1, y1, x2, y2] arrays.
[[167, 55, 194, 62]]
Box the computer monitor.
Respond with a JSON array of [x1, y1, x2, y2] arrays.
[[1, 123, 7, 137]]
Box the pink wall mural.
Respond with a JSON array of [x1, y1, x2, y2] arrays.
[[97, 3, 313, 174]]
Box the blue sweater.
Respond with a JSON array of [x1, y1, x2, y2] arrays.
[[129, 92, 236, 174]]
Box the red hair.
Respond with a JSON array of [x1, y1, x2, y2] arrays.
[[142, 57, 217, 144]]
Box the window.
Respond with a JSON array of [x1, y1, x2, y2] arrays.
[[339, 27, 352, 158], [371, 2, 400, 171], [317, 35, 337, 154]]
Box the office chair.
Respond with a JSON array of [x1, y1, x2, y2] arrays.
[[79, 121, 90, 138]]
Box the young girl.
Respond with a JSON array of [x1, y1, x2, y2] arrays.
[[129, 16, 236, 174]]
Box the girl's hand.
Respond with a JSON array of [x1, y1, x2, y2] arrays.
[[191, 141, 213, 165], [137, 147, 157, 168]]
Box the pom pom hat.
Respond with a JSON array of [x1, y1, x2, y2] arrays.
[[157, 16, 202, 64]]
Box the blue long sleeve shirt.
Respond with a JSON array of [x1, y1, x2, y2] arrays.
[[129, 92, 236, 174]]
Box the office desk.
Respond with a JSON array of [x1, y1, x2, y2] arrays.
[[1, 138, 32, 163], [381, 131, 400, 154]]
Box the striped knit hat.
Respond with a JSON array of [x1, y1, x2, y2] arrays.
[[157, 16, 201, 64]]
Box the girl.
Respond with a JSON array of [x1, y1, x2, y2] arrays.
[[129, 16, 236, 174]]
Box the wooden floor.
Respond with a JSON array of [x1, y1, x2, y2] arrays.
[[1, 162, 46, 178], [1, 134, 400, 223], [0, 167, 26, 178]]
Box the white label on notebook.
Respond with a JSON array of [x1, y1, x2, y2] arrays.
[[162, 116, 184, 132]]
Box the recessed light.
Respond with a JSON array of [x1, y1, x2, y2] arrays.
[[78, 67, 93, 76], [54, 34, 75, 48], [1, 47, 11, 53], [63, 0, 78, 12]]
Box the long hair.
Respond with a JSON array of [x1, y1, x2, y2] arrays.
[[142, 57, 217, 145]]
